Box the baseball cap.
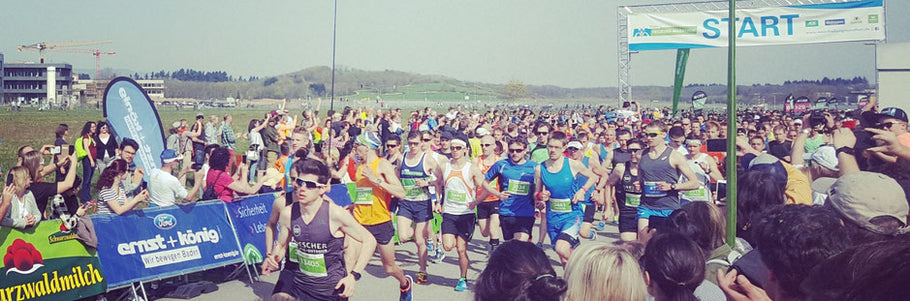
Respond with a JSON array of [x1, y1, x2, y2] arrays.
[[195, 113, 204, 119], [815, 172, 909, 235], [803, 145, 839, 171], [476, 127, 491, 137], [876, 107, 908, 123], [742, 153, 788, 187], [172, 121, 181, 128], [355, 132, 381, 150], [439, 131, 454, 141], [160, 149, 183, 164], [261, 168, 284, 187], [566, 141, 584, 149]]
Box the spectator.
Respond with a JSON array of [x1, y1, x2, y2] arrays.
[[94, 121, 118, 175], [803, 239, 910, 301], [667, 201, 745, 285], [18, 147, 79, 216], [76, 121, 97, 204], [767, 125, 792, 162], [205, 147, 264, 203], [53, 123, 70, 182], [148, 149, 203, 207], [115, 138, 145, 198], [190, 114, 206, 168], [564, 243, 647, 301], [2, 166, 41, 229], [95, 159, 149, 215], [811, 171, 908, 244], [247, 119, 267, 184], [475, 240, 567, 301], [739, 151, 812, 205], [641, 232, 725, 301], [166, 121, 181, 152], [874, 107, 910, 148]]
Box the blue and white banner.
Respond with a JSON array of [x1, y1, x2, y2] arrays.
[[226, 193, 278, 265], [104, 77, 166, 181], [91, 201, 243, 288], [628, 0, 884, 51]]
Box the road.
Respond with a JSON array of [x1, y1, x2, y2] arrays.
[[141, 221, 622, 301]]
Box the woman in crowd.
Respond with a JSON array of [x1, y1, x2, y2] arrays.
[[94, 121, 118, 175], [77, 121, 97, 204], [640, 232, 725, 301], [247, 119, 266, 184], [1, 166, 41, 229], [475, 240, 567, 301], [95, 159, 149, 215], [206, 147, 265, 202], [563, 243, 647, 301], [735, 170, 787, 245], [667, 201, 745, 285], [54, 123, 70, 181]]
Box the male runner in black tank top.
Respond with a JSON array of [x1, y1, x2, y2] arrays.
[[263, 159, 377, 300], [637, 121, 700, 239]]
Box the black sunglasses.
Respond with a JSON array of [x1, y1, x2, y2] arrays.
[[452, 146, 465, 151], [878, 122, 896, 129], [509, 148, 525, 153], [644, 132, 662, 138], [422, 138, 433, 142], [386, 144, 399, 148], [295, 178, 325, 189], [481, 143, 493, 147]]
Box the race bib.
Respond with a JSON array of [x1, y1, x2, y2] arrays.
[[445, 190, 468, 203], [288, 242, 299, 263], [625, 193, 641, 207], [549, 198, 572, 213], [402, 178, 429, 200], [683, 187, 708, 198], [507, 179, 530, 195], [643, 181, 667, 198], [354, 187, 374, 205], [296, 250, 328, 278]]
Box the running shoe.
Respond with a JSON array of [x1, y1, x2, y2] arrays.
[[588, 229, 597, 240], [455, 278, 468, 291], [596, 221, 605, 231], [415, 272, 429, 284], [430, 246, 446, 263], [400, 275, 414, 301]]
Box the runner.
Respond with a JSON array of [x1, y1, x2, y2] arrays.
[[602, 139, 645, 241], [396, 131, 439, 284], [262, 159, 376, 301], [637, 121, 700, 238], [418, 131, 446, 263], [483, 136, 539, 242], [473, 134, 503, 253], [345, 132, 413, 301], [433, 136, 488, 291], [534, 132, 597, 264], [530, 123, 551, 248], [565, 140, 602, 240]]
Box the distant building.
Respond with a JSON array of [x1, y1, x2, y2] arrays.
[[1, 58, 74, 105], [74, 79, 165, 100]]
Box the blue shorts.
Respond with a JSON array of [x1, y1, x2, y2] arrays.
[[397, 199, 433, 223], [637, 207, 674, 220], [547, 215, 582, 248]]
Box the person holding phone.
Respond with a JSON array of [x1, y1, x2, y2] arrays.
[[2, 167, 41, 229], [637, 121, 700, 238], [95, 159, 149, 215]]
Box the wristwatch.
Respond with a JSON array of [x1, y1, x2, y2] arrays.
[[350, 271, 362, 281], [671, 183, 677, 190], [836, 146, 855, 156]]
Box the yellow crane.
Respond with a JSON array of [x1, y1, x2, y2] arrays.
[[17, 40, 112, 63]]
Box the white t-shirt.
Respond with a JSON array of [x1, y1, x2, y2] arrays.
[[148, 168, 187, 207]]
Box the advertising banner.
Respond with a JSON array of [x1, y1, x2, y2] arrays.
[[1, 220, 106, 301], [91, 201, 243, 288], [691, 91, 708, 111], [784, 94, 795, 113], [226, 193, 279, 265], [628, 0, 884, 51], [795, 96, 812, 113], [672, 48, 690, 117], [103, 77, 166, 182]]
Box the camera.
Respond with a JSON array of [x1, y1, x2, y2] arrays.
[[809, 111, 828, 129]]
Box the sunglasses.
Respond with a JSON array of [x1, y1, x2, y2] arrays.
[[422, 138, 433, 142], [509, 148, 525, 153], [481, 143, 493, 147], [537, 132, 548, 135], [878, 122, 896, 129], [452, 146, 465, 151], [628, 148, 643, 151], [294, 178, 326, 189], [567, 147, 580, 152], [386, 144, 399, 148], [408, 141, 421, 146], [644, 132, 663, 138]]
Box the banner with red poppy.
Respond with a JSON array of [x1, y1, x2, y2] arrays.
[[0, 220, 106, 301]]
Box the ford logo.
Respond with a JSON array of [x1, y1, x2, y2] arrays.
[[153, 214, 177, 230]]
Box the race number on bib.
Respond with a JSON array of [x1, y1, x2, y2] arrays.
[[549, 198, 572, 213], [445, 190, 468, 203], [296, 250, 329, 278], [402, 178, 429, 200], [354, 187, 374, 205], [683, 187, 708, 198], [507, 179, 530, 195], [625, 194, 641, 207], [643, 181, 667, 198]]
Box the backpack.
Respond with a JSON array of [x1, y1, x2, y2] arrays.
[[202, 170, 224, 200], [75, 136, 88, 160]]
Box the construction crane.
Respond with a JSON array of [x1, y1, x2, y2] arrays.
[[49, 48, 117, 79], [17, 40, 112, 64]]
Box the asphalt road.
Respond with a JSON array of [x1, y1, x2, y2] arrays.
[[141, 221, 623, 301]]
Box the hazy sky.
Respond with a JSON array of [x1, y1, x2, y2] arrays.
[[1, 1, 907, 88]]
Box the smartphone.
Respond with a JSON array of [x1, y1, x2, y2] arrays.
[[706, 139, 727, 152], [6, 173, 13, 186], [192, 163, 203, 171], [50, 146, 62, 155], [648, 215, 669, 231]]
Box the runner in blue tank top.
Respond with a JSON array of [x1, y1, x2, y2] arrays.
[[534, 132, 597, 264], [566, 140, 606, 241], [263, 159, 378, 300]]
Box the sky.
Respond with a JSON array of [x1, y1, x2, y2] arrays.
[[1, 0, 907, 88]]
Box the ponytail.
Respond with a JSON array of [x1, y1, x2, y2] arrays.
[[515, 274, 567, 301]]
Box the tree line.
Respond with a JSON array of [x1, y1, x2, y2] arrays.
[[133, 69, 261, 82]]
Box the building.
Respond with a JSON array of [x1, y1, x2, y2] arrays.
[[74, 79, 165, 100], [1, 58, 74, 105]]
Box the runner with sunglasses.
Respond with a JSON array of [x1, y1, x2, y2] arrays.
[[565, 139, 603, 240], [419, 131, 447, 263], [534, 132, 597, 264], [433, 137, 490, 291], [637, 121, 700, 238], [395, 131, 440, 284], [602, 139, 645, 241], [345, 132, 414, 301], [483, 136, 539, 242], [263, 159, 376, 301], [473, 134, 503, 254]]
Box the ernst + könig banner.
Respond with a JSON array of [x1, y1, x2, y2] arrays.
[[1, 220, 106, 301], [90, 201, 243, 288], [628, 0, 884, 51]]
